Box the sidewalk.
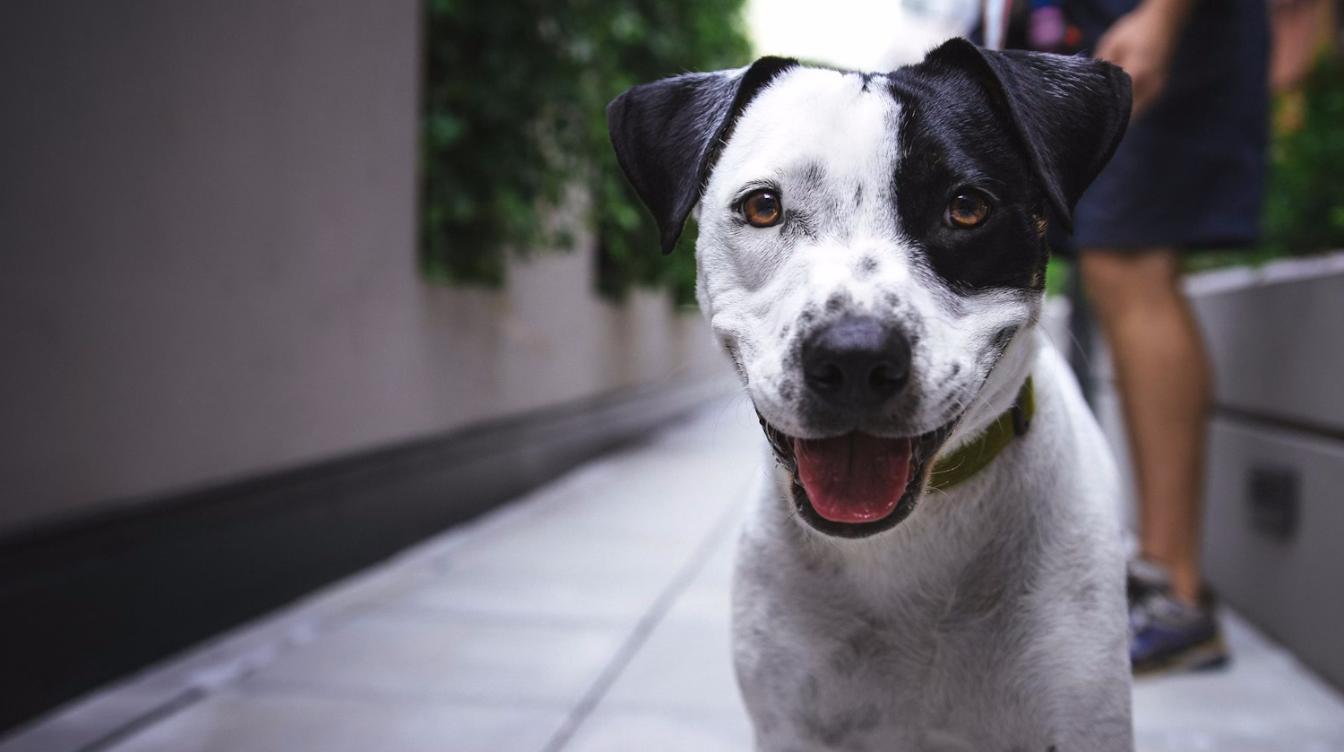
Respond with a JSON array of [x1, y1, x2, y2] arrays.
[[6, 399, 1344, 752]]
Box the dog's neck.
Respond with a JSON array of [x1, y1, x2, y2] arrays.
[[942, 325, 1041, 455]]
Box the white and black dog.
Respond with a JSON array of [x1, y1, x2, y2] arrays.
[[608, 38, 1134, 750]]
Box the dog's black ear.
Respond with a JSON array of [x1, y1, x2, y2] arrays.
[[606, 57, 798, 253], [922, 38, 1132, 230]]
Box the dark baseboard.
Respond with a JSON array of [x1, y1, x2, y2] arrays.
[[0, 376, 734, 734]]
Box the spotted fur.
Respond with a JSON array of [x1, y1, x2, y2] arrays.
[[608, 37, 1134, 751]]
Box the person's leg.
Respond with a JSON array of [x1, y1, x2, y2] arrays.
[[1080, 248, 1209, 606]]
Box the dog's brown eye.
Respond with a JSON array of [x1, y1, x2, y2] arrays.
[[946, 192, 991, 229], [742, 190, 783, 228]]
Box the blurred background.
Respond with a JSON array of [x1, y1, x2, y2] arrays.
[[1, 1, 1342, 750]]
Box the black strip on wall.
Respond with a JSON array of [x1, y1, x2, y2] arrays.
[[0, 378, 733, 735], [1213, 404, 1344, 444]]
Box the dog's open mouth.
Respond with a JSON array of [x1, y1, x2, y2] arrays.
[[759, 418, 954, 538]]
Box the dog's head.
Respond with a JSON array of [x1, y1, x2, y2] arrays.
[[608, 39, 1130, 538]]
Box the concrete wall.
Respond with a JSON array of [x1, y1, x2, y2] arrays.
[[0, 1, 727, 536]]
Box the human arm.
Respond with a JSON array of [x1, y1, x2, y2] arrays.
[[1094, 0, 1199, 117]]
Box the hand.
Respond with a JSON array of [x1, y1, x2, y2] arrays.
[[1094, 5, 1184, 118]]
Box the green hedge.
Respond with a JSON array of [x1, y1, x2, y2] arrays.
[[1261, 51, 1344, 259], [421, 0, 750, 304]]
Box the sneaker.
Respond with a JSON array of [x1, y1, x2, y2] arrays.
[[1126, 557, 1171, 604], [1127, 560, 1229, 676]]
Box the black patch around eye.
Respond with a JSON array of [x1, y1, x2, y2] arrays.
[[887, 71, 1049, 292]]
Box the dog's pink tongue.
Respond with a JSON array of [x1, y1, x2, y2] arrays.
[[793, 433, 912, 524]]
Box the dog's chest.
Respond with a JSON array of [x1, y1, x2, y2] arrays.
[[734, 563, 1057, 751]]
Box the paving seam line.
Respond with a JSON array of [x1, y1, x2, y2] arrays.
[[539, 482, 747, 751]]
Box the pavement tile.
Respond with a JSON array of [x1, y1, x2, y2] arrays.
[[391, 564, 665, 626], [239, 610, 625, 706], [596, 552, 743, 716], [455, 460, 750, 545], [439, 518, 693, 582], [102, 691, 566, 752], [562, 707, 752, 752]]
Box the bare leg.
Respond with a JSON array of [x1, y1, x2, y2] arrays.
[[1080, 248, 1210, 605]]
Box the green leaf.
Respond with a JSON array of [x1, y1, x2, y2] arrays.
[[420, 0, 749, 296]]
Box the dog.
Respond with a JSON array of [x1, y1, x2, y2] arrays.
[[608, 37, 1133, 750]]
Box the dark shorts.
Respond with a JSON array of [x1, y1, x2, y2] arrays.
[[1067, 0, 1271, 253]]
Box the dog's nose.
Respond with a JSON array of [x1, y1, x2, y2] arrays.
[[801, 316, 911, 409]]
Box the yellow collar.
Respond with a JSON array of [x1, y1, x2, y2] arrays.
[[927, 377, 1035, 491]]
